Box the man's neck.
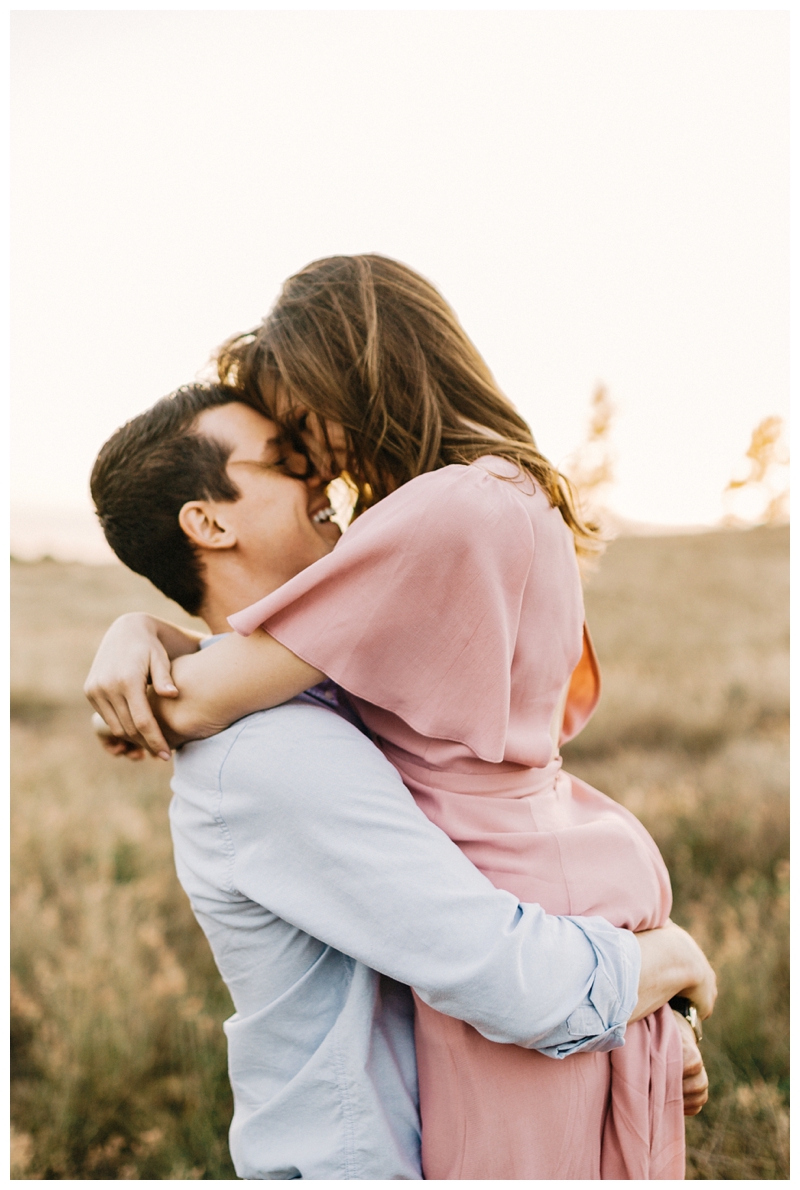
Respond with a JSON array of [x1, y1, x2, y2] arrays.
[[200, 611, 234, 636], [198, 556, 284, 636]]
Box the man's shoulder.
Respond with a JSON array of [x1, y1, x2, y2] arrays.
[[173, 699, 374, 789], [171, 697, 399, 859]]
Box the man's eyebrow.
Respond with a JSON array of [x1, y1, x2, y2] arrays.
[[226, 444, 279, 468], [260, 434, 284, 462]]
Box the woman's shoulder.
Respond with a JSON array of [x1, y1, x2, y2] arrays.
[[342, 457, 539, 560], [467, 455, 538, 497], [373, 456, 539, 513], [388, 454, 538, 525]]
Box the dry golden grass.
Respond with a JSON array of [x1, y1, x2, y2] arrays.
[[11, 565, 234, 1180], [11, 526, 789, 1179], [564, 525, 789, 1179]]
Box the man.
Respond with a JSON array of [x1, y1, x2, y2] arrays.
[[88, 385, 711, 1178]]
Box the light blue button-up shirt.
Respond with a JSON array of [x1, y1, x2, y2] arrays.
[[170, 693, 640, 1180]]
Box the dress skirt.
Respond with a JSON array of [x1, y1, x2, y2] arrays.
[[394, 756, 686, 1181]]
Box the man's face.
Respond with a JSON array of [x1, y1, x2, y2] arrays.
[[194, 402, 340, 586]]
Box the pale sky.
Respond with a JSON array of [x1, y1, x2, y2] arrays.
[[11, 10, 789, 559]]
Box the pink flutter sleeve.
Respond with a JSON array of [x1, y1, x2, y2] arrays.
[[228, 462, 536, 763]]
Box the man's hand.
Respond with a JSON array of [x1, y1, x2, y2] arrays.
[[631, 920, 717, 1023], [673, 1009, 709, 1116], [673, 926, 718, 1022]]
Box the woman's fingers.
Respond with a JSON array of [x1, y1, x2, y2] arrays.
[[92, 712, 148, 761], [91, 691, 171, 762], [116, 686, 172, 759], [103, 691, 148, 750], [89, 695, 129, 744], [149, 644, 179, 698], [83, 613, 178, 753], [104, 738, 147, 761]]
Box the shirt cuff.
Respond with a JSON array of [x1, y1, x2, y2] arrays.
[[534, 916, 641, 1059]]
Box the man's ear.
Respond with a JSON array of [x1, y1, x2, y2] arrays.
[[178, 501, 238, 550]]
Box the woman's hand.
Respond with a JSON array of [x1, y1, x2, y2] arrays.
[[673, 1010, 709, 1116], [631, 920, 717, 1023], [91, 711, 148, 761], [84, 613, 204, 759]]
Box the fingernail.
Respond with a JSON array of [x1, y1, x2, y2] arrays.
[[159, 751, 172, 761]]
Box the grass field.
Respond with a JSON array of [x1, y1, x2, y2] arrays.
[[10, 524, 789, 1179]]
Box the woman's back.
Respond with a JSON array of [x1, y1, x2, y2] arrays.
[[232, 457, 583, 765]]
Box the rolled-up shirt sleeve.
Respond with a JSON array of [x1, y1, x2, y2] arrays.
[[527, 915, 640, 1058], [187, 701, 640, 1055]]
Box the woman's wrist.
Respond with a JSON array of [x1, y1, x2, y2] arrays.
[[105, 612, 204, 658], [145, 615, 205, 660]]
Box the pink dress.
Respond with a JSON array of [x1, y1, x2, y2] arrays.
[[229, 458, 684, 1180]]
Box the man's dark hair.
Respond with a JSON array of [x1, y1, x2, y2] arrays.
[[91, 384, 247, 615]]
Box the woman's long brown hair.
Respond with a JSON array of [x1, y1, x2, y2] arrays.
[[217, 254, 602, 555]]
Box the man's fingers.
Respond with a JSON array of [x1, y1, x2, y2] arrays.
[[673, 1008, 699, 1058], [684, 1069, 709, 1097], [673, 1009, 709, 1115], [681, 1050, 704, 1078], [683, 960, 718, 1020], [680, 1066, 704, 1090]]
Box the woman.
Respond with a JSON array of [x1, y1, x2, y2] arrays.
[[88, 255, 707, 1178]]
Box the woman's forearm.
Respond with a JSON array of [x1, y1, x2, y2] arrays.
[[152, 629, 324, 743]]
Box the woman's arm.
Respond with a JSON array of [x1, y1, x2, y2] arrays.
[[85, 613, 207, 759], [152, 630, 324, 746]]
